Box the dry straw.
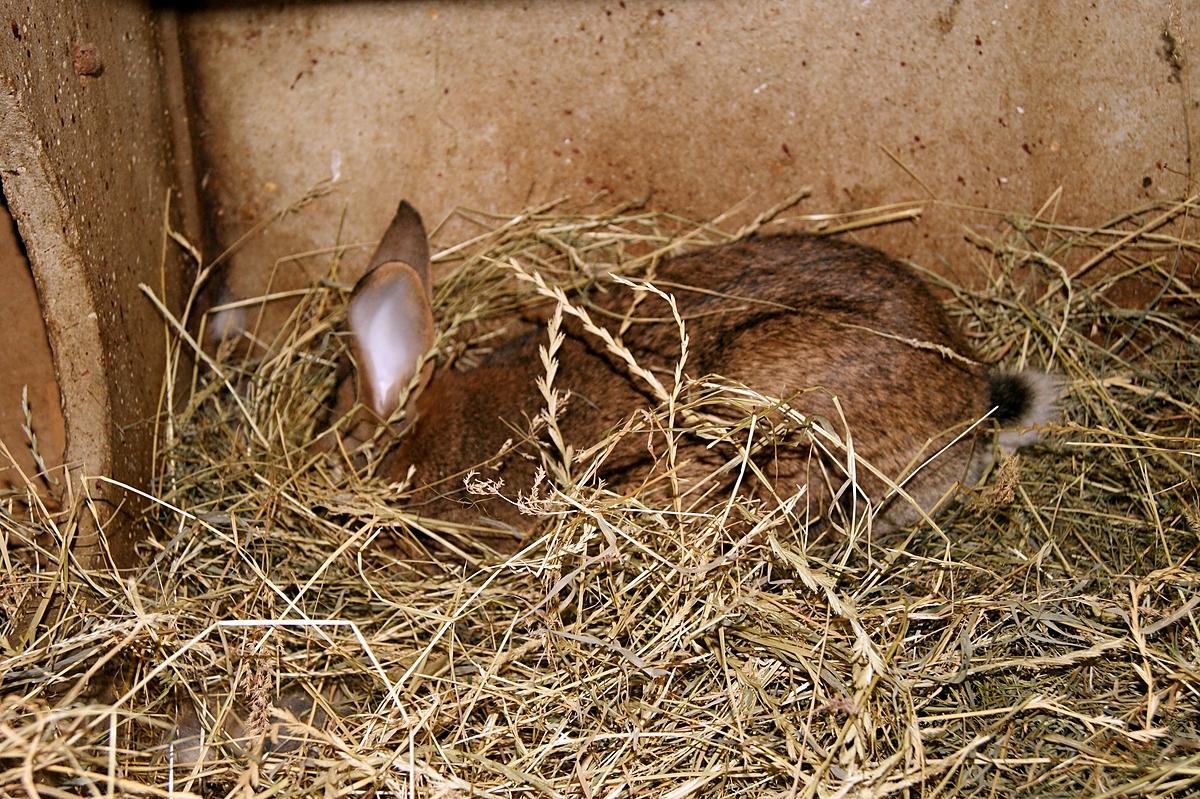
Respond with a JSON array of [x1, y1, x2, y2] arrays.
[[1, 191, 1198, 798]]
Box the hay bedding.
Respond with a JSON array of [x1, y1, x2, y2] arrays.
[[1, 192, 1199, 798]]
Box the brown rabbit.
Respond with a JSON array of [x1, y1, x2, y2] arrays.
[[332, 201, 1055, 547]]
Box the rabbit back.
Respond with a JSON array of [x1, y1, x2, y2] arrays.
[[383, 234, 998, 535]]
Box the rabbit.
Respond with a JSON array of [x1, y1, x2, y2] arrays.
[[329, 200, 1056, 549]]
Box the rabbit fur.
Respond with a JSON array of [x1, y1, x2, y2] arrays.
[[329, 200, 1056, 546]]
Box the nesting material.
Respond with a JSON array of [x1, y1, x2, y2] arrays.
[[1, 194, 1198, 797]]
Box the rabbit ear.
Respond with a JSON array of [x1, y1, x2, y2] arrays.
[[349, 200, 435, 420], [348, 262, 435, 420], [367, 200, 432, 299]]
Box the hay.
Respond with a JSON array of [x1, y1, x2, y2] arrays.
[[2, 192, 1198, 798]]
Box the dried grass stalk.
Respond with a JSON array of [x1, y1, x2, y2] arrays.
[[1, 192, 1198, 798]]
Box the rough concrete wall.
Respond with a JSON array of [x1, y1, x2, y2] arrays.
[[183, 0, 1198, 324], [0, 1, 188, 563]]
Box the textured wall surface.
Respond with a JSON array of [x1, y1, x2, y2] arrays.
[[183, 0, 1198, 319], [0, 202, 64, 495], [0, 1, 188, 562]]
